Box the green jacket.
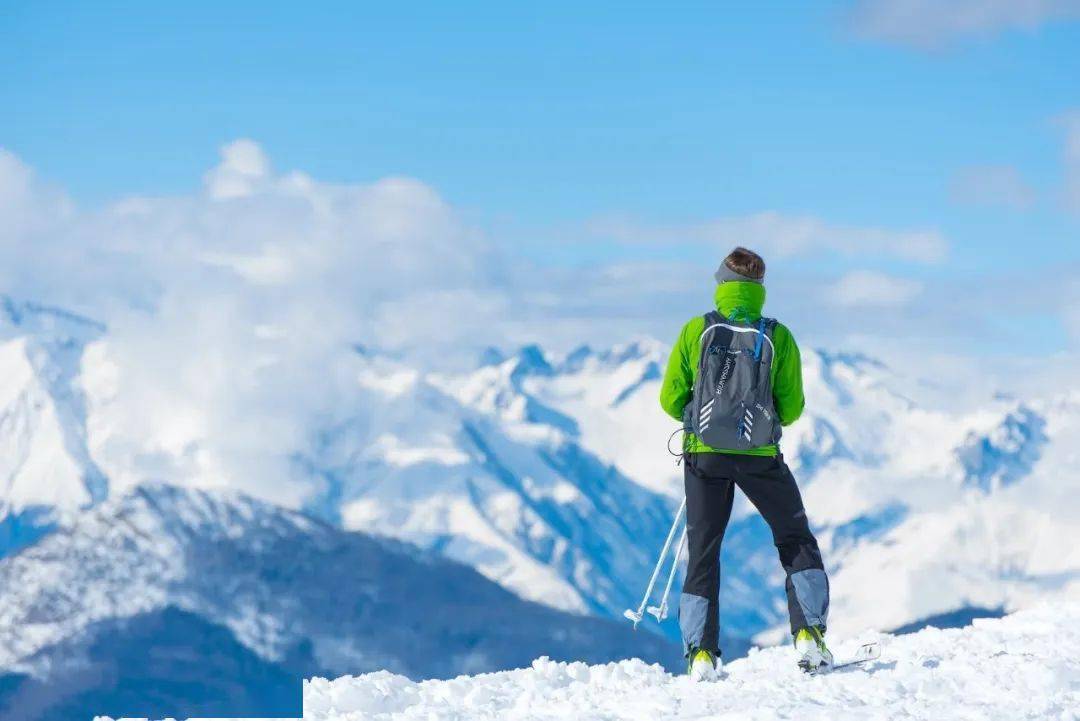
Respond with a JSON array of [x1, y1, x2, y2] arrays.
[[659, 281, 804, 456]]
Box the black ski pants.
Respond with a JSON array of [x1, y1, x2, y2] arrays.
[[678, 452, 829, 658]]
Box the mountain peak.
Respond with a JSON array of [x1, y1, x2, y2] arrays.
[[511, 344, 554, 378], [602, 338, 664, 364], [478, 346, 507, 366], [0, 300, 108, 537], [118, 482, 322, 543], [0, 295, 105, 343], [956, 404, 1048, 493], [562, 344, 594, 371]]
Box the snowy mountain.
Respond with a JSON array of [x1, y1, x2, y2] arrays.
[[444, 340, 678, 498], [770, 355, 1080, 640], [450, 340, 1080, 643], [0, 297, 107, 557], [0, 301, 682, 637], [0, 295, 1077, 658], [297, 347, 678, 623], [0, 483, 677, 719], [305, 601, 1080, 720]]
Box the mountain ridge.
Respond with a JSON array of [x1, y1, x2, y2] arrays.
[[0, 296, 1076, 649], [0, 482, 679, 719]]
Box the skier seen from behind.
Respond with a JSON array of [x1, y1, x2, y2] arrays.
[[659, 247, 831, 681]]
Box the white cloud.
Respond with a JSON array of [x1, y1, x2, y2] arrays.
[[829, 270, 923, 308], [950, 165, 1036, 210], [588, 211, 948, 264], [0, 141, 509, 503], [0, 140, 1068, 505], [203, 138, 272, 200], [0, 149, 73, 245], [849, 0, 1080, 49]]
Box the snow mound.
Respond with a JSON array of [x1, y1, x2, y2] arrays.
[[305, 602, 1080, 721]]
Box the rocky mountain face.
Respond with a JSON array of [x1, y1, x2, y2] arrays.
[[0, 483, 677, 720]]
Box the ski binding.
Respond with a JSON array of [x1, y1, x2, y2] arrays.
[[805, 641, 881, 675]]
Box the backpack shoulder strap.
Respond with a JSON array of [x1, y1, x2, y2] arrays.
[[699, 311, 734, 348], [754, 317, 779, 360], [699, 310, 727, 338], [697, 311, 729, 374]]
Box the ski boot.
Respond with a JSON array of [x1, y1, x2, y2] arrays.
[[795, 626, 833, 673], [687, 647, 721, 682]]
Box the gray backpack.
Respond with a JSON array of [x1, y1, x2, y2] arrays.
[[685, 311, 782, 450]]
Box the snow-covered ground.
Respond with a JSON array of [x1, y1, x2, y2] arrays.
[[305, 602, 1080, 721]]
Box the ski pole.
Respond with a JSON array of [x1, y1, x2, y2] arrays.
[[624, 496, 685, 629], [648, 522, 687, 622]]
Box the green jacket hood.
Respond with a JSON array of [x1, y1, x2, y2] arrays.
[[714, 281, 766, 322]]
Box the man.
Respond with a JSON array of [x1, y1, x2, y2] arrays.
[[659, 246, 831, 681]]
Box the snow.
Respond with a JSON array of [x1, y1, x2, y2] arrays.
[[307, 350, 678, 622], [365, 432, 471, 467], [523, 342, 677, 498], [0, 299, 105, 542], [305, 602, 1080, 721]]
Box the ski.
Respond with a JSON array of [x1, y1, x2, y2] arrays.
[[805, 642, 881, 675]]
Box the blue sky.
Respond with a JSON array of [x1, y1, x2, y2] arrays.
[[2, 1, 1079, 358]]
